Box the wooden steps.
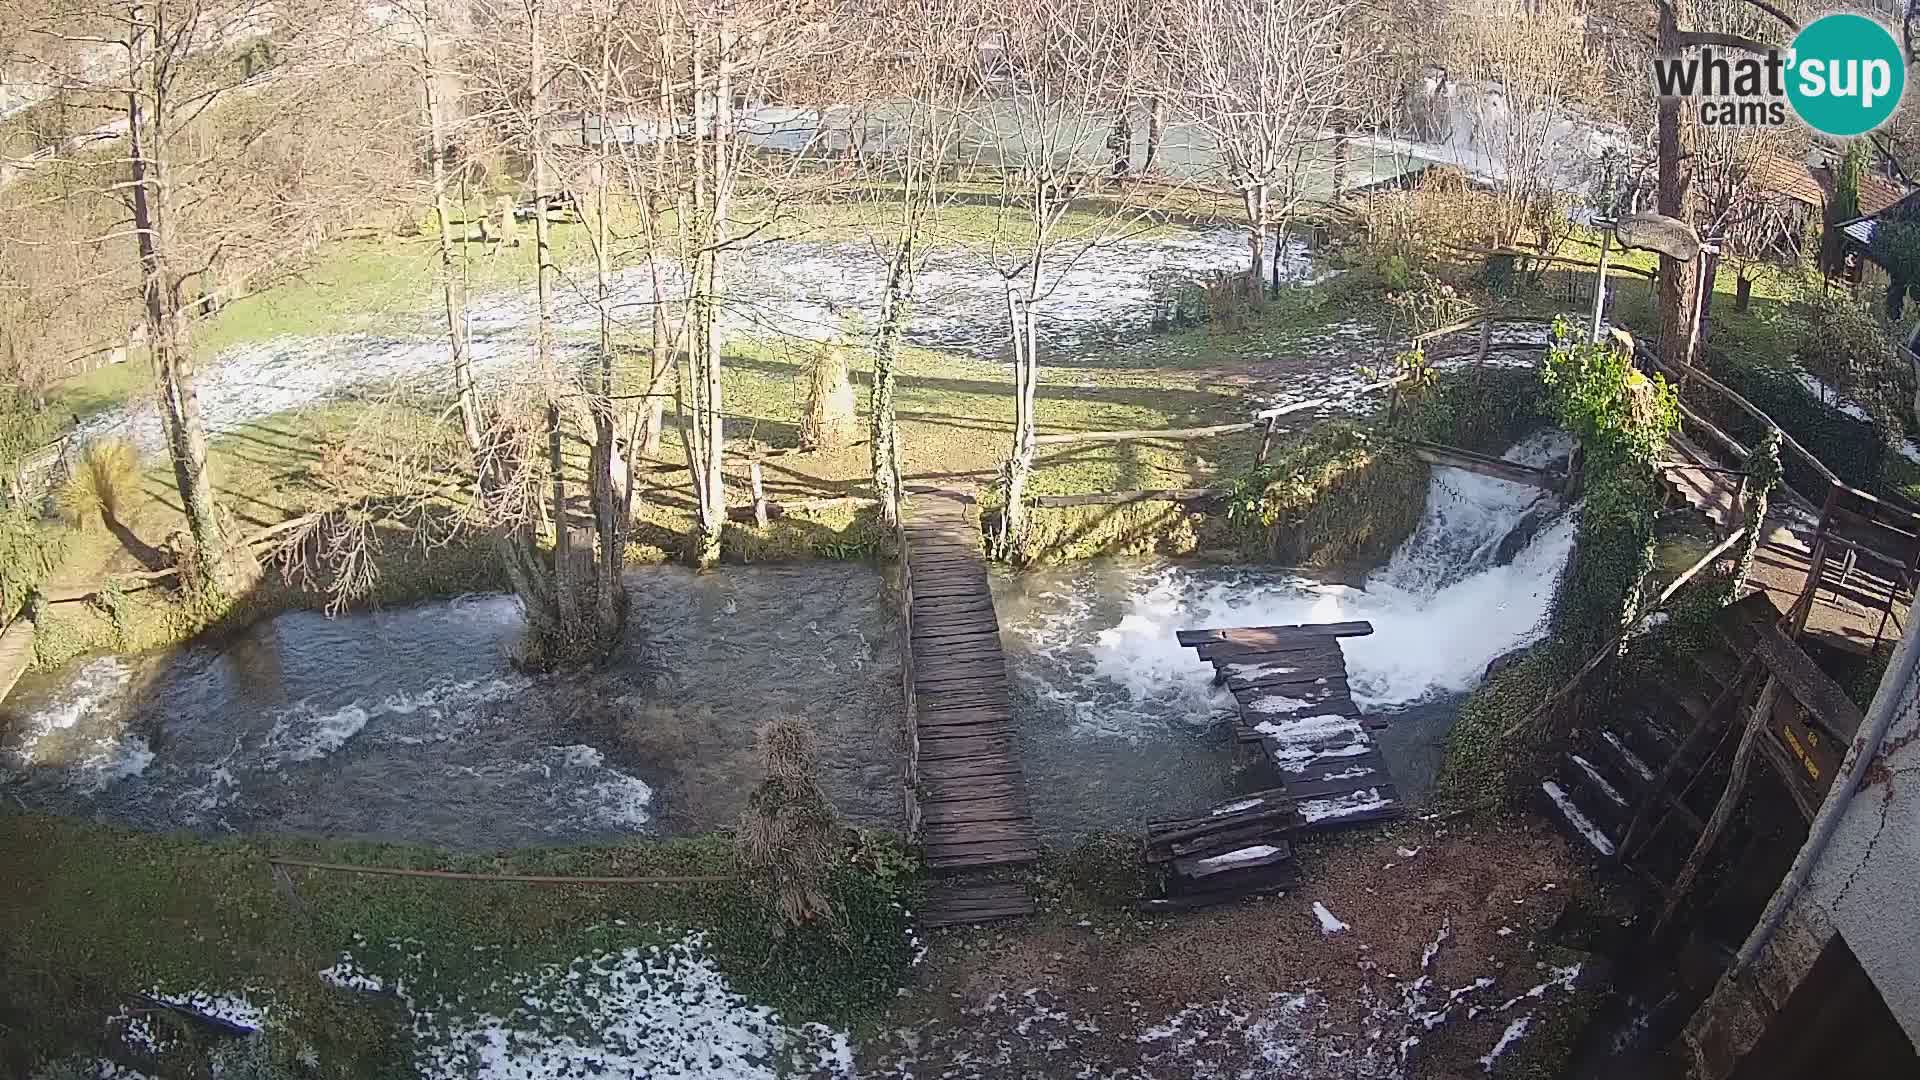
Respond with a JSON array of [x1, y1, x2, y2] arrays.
[[1143, 620, 1407, 914], [1660, 432, 1743, 529], [901, 490, 1040, 877], [1142, 790, 1303, 911]]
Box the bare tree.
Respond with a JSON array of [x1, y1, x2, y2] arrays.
[[965, 0, 1175, 559], [6, 0, 414, 594], [1165, 0, 1354, 297], [833, 0, 984, 527], [1445, 0, 1604, 255]]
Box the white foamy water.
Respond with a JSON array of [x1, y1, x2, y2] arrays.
[[78, 229, 1283, 455], [0, 657, 154, 793], [1021, 432, 1574, 737]]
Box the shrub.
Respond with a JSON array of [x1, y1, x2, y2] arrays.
[[1541, 323, 1676, 645], [1706, 357, 1889, 496], [0, 504, 56, 623], [737, 717, 840, 928], [56, 438, 140, 527], [1793, 287, 1897, 410]]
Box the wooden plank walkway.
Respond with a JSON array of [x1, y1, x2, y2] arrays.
[[900, 490, 1040, 882], [1176, 621, 1403, 831]]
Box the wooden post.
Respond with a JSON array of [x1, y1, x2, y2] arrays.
[[1653, 674, 1781, 940], [1476, 319, 1494, 364], [1256, 416, 1277, 465], [1589, 229, 1613, 343], [750, 459, 769, 527]]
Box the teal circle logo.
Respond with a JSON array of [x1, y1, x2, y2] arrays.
[[1786, 14, 1905, 136]]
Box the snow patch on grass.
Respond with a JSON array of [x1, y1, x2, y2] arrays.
[[394, 932, 852, 1079]]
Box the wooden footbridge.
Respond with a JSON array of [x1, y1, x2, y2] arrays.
[[897, 489, 1040, 926]]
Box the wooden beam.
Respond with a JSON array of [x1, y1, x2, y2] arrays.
[[1030, 422, 1257, 446], [1406, 440, 1564, 491], [1722, 595, 1867, 743], [1620, 654, 1764, 859], [1176, 621, 1374, 646], [1675, 401, 1751, 460], [1646, 355, 1839, 487]]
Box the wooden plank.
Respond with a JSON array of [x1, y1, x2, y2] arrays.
[[918, 758, 1025, 782], [1173, 842, 1295, 880], [1141, 863, 1300, 912], [917, 731, 1015, 754], [1144, 790, 1293, 834], [915, 707, 1014, 729], [1720, 594, 1866, 743], [919, 801, 1031, 826], [1231, 676, 1351, 702], [925, 850, 1043, 871], [920, 777, 1027, 802], [1293, 786, 1402, 831], [1192, 639, 1345, 661], [1027, 487, 1226, 506], [1407, 441, 1564, 491], [1175, 621, 1373, 646], [1150, 822, 1292, 863], [1284, 765, 1390, 800], [1144, 806, 1297, 850]]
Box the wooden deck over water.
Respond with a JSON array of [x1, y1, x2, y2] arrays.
[[899, 491, 1040, 880], [1176, 621, 1403, 829]]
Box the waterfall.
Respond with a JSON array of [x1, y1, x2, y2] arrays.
[[1004, 430, 1580, 740]]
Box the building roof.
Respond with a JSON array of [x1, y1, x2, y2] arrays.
[[1753, 153, 1910, 217], [1755, 154, 1826, 207]]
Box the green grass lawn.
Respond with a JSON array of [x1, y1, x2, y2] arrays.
[[0, 814, 916, 1074]]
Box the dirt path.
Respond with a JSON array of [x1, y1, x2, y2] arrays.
[[865, 815, 1606, 1079]]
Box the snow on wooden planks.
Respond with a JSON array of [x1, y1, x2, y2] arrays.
[[1141, 789, 1302, 912], [1177, 620, 1403, 831], [902, 490, 1041, 876]]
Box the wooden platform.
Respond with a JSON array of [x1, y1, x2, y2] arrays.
[[899, 490, 1041, 877], [1175, 621, 1402, 826]]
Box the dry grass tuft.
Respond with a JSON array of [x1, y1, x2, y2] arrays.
[[737, 716, 842, 929], [56, 439, 141, 527]]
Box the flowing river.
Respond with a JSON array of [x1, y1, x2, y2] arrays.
[[4, 436, 1575, 850], [0, 564, 903, 849]]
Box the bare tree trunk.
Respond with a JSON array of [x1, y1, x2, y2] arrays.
[[127, 1, 247, 595], [1331, 123, 1349, 199], [871, 236, 910, 529], [531, 0, 581, 647], [1143, 96, 1164, 174], [996, 251, 1043, 560], [687, 16, 731, 569], [1656, 0, 1699, 372], [1242, 184, 1269, 302], [422, 1, 480, 458]]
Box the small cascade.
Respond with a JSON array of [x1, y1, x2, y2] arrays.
[[993, 430, 1583, 835]]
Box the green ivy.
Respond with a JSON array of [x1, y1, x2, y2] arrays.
[[1541, 321, 1677, 649]]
